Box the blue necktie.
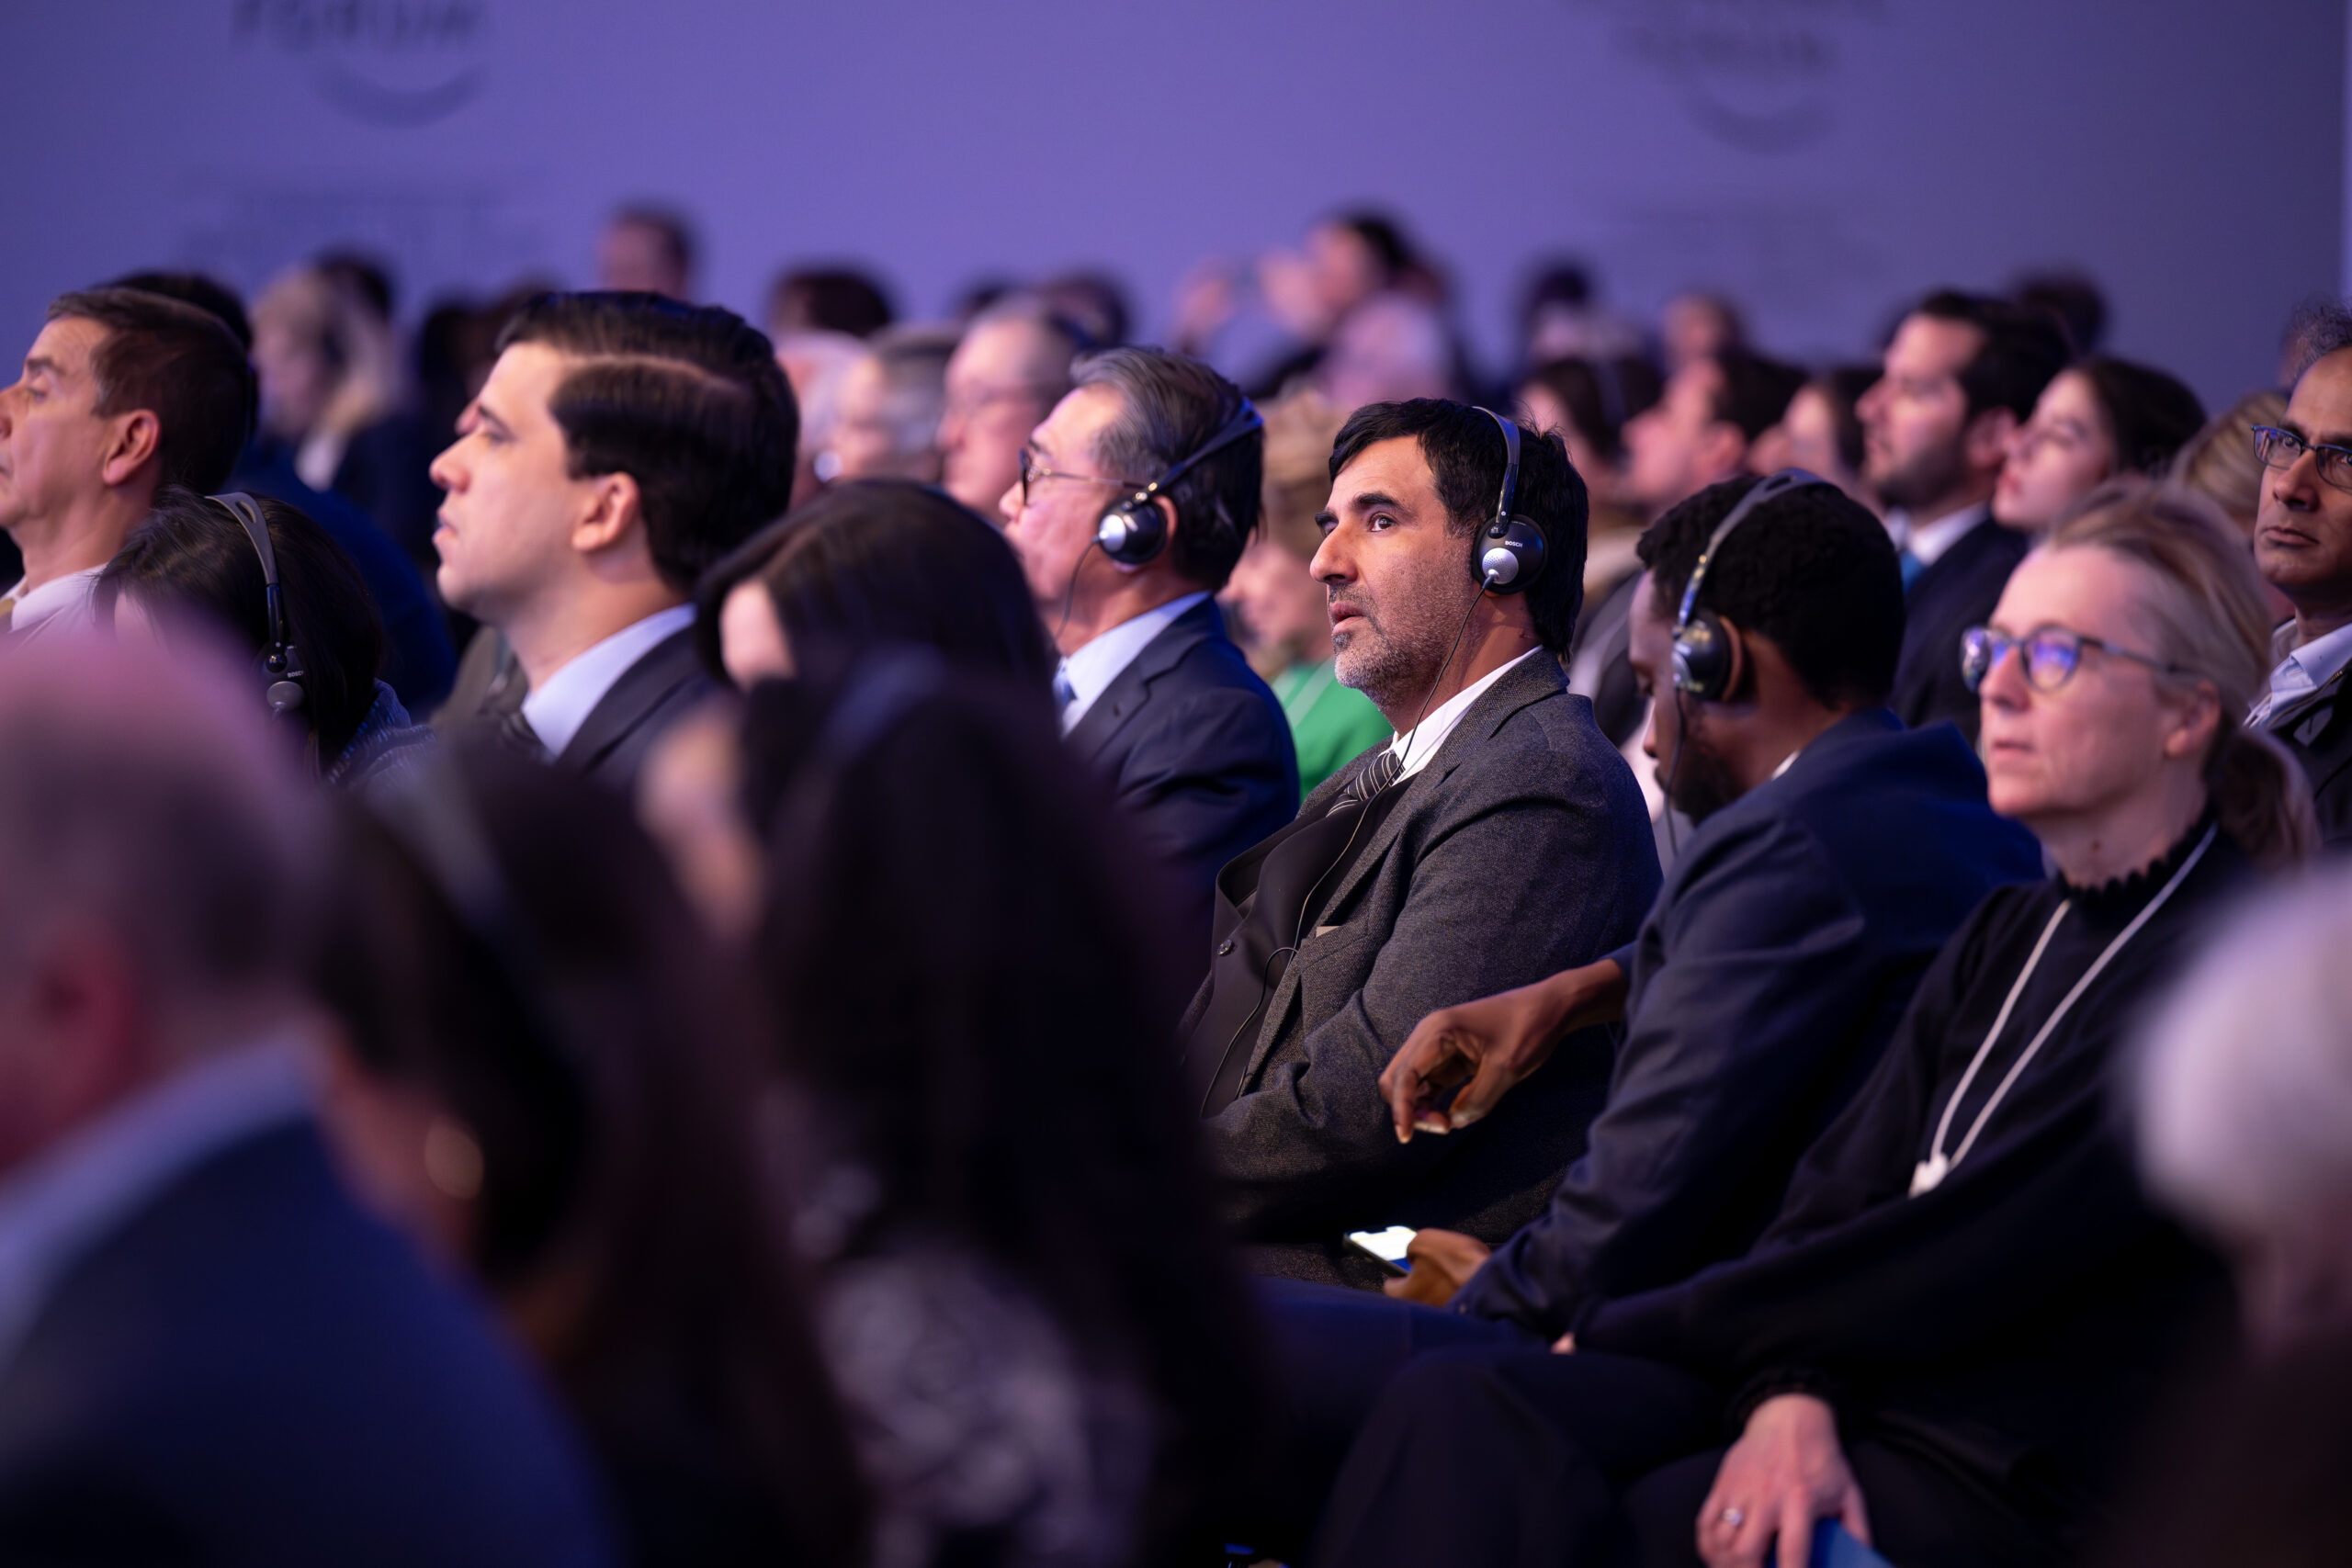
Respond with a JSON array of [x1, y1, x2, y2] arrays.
[[1899, 548, 1926, 592]]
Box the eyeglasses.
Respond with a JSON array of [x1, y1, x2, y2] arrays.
[[2252, 424, 2352, 492], [1961, 624, 2198, 694], [1017, 447, 1144, 509]]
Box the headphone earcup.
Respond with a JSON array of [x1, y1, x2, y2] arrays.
[[1672, 609, 1735, 702], [1476, 515, 1547, 593], [265, 678, 306, 716], [1096, 496, 1168, 568]]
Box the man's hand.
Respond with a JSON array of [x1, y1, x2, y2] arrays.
[[1697, 1393, 1871, 1568], [1379, 1228, 1492, 1307], [1380, 959, 1628, 1142]]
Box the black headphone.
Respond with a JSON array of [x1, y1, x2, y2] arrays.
[[1469, 407, 1547, 593], [1669, 468, 1829, 703], [207, 491, 309, 719], [1094, 398, 1266, 568]]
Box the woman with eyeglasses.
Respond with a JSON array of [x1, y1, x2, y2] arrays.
[[1314, 481, 2315, 1568]]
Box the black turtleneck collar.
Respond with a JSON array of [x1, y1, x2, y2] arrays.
[[2054, 807, 2222, 919]]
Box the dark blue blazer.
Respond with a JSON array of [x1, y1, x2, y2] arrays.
[[1065, 597, 1299, 961], [0, 1122, 616, 1567], [1889, 516, 2030, 747], [233, 443, 459, 713], [1456, 709, 2041, 1337]]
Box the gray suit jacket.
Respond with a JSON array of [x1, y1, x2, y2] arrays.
[[1189, 653, 1661, 1287]]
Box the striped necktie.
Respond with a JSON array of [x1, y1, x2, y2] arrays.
[[1332, 745, 1404, 811], [498, 706, 548, 761]]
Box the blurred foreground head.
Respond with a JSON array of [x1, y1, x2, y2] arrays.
[[0, 632, 313, 1172]]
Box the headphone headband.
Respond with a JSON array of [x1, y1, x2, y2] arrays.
[[1468, 406, 1545, 593], [1668, 468, 1832, 701], [1094, 396, 1264, 567], [207, 491, 309, 721], [1672, 469, 1830, 639]]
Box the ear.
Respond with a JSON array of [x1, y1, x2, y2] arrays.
[[2161, 679, 2222, 762], [571, 470, 643, 556], [1962, 407, 2018, 477], [98, 409, 162, 490], [1712, 612, 1752, 703]]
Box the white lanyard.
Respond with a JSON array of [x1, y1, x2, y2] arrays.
[[1909, 825, 2216, 1197]]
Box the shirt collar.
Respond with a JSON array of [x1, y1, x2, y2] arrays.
[[2253, 618, 2352, 725], [1055, 592, 1210, 735], [519, 603, 695, 759], [1389, 648, 1543, 778], [2, 568, 106, 637], [1893, 501, 1991, 570], [0, 1032, 315, 1381]]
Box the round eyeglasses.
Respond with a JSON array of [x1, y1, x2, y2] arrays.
[[1961, 624, 2198, 694]]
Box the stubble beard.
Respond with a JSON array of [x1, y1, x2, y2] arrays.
[[1333, 576, 1477, 720]]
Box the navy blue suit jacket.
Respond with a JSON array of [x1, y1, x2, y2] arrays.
[[1065, 597, 1298, 960], [0, 1122, 615, 1567], [1457, 710, 2041, 1337], [1890, 517, 2030, 747]]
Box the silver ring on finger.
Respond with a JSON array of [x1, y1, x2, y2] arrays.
[[1719, 1506, 1746, 1529]]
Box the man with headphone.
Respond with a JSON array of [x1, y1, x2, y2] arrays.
[[1000, 345, 1297, 962], [1178, 399, 1658, 1292]]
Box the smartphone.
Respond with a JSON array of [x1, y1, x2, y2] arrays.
[[1811, 1520, 1894, 1568], [1344, 1226, 1415, 1277]]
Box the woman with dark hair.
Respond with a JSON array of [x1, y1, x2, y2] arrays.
[[96, 483, 430, 792], [1996, 355, 2207, 530], [741, 660, 1267, 1568], [695, 479, 1056, 692], [310, 745, 868, 1568]]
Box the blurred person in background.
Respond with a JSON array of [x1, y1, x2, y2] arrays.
[[764, 265, 894, 341], [741, 660, 1269, 1568], [939, 298, 1087, 516], [96, 486, 431, 795], [0, 636, 614, 1565], [1172, 210, 1417, 399], [1519, 260, 1646, 367], [1516, 354, 1662, 602], [111, 269, 458, 710], [2168, 389, 2293, 619], [312, 742, 869, 1568], [2013, 268, 2109, 356], [1863, 289, 2068, 743], [1316, 291, 1458, 411], [1219, 389, 1391, 797], [0, 286, 251, 644], [816, 326, 956, 486], [430, 292, 795, 792], [773, 329, 865, 509], [596, 205, 696, 300], [1994, 356, 2205, 531], [1750, 365, 1881, 513], [1657, 290, 1746, 375], [1039, 269, 1134, 349], [999, 346, 1295, 959], [695, 478, 1054, 694]]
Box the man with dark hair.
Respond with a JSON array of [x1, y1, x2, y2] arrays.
[[595, 205, 696, 300], [1622, 346, 1804, 522], [1182, 398, 1657, 1290], [941, 298, 1088, 514], [1001, 344, 1295, 956], [765, 265, 894, 341], [431, 290, 795, 790], [0, 287, 254, 643], [1861, 288, 2067, 742], [2251, 300, 2352, 844]]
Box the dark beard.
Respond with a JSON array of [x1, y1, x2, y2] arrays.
[[1669, 715, 1744, 823]]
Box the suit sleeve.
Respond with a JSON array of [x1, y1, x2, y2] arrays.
[[1113, 685, 1298, 951], [1204, 780, 1650, 1238], [1455, 820, 1886, 1337]]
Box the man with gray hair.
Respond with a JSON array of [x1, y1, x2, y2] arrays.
[[1000, 344, 1295, 959], [0, 635, 613, 1563], [940, 298, 1088, 515], [820, 325, 957, 485]]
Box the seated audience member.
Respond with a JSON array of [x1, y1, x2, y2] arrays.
[[96, 486, 431, 794], [596, 205, 695, 299], [741, 660, 1267, 1568], [1039, 269, 1134, 349], [1377, 474, 2041, 1325], [0, 637, 613, 1565], [939, 298, 1087, 515], [431, 291, 795, 791], [695, 478, 1055, 691], [311, 743, 867, 1568], [1316, 291, 1458, 410], [1995, 355, 2205, 530], [2014, 268, 2109, 355], [1000, 346, 1296, 956], [2249, 302, 2352, 844], [774, 327, 865, 508], [1183, 400, 1657, 1287], [1750, 366, 1880, 512], [1519, 261, 1647, 367], [1220, 390, 1391, 796], [1658, 290, 1746, 374], [764, 265, 894, 341], [1862, 289, 2068, 743], [817, 326, 956, 484], [1517, 354, 1661, 596], [0, 287, 251, 643], [1316, 482, 2311, 1568], [110, 268, 458, 710]]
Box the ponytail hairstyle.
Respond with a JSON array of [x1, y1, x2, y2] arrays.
[[2045, 479, 2316, 870]]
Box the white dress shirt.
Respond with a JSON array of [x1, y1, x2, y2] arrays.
[[1, 567, 105, 641], [0, 1034, 314, 1380], [519, 603, 696, 758], [1391, 648, 1544, 778], [1889, 501, 1992, 570], [1055, 591, 1210, 735], [2251, 619, 2352, 728]]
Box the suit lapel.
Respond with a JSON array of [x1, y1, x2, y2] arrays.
[[2267, 662, 2351, 748], [559, 628, 703, 774], [1064, 599, 1223, 764]]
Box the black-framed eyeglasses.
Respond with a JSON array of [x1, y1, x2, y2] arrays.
[[2252, 424, 2352, 492], [1961, 624, 2199, 694], [1016, 447, 1145, 509]]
